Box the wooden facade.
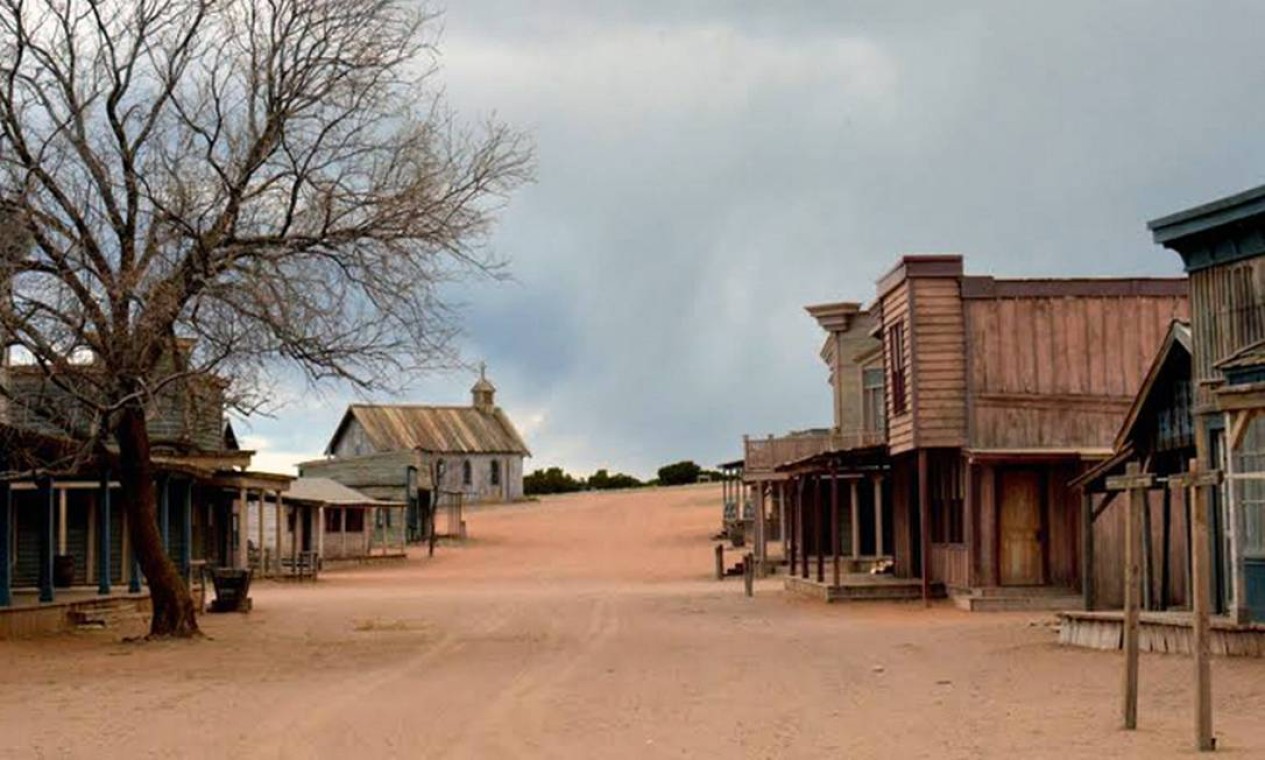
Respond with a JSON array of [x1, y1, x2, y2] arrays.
[[744, 255, 1187, 609], [1151, 182, 1265, 623]]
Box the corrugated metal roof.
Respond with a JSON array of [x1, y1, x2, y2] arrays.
[[335, 404, 530, 456], [286, 477, 404, 506]]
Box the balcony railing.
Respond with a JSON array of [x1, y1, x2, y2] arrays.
[[744, 429, 885, 473]]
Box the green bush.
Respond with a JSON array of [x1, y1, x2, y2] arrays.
[[657, 460, 702, 486]]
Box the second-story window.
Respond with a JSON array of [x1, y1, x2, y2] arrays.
[[863, 367, 886, 435], [889, 321, 908, 416]]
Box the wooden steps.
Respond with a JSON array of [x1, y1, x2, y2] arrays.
[[951, 586, 1084, 613]]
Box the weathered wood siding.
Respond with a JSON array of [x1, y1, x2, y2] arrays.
[[930, 545, 970, 588], [882, 281, 915, 455], [911, 278, 968, 449], [1189, 260, 1265, 414], [300, 449, 426, 503], [1092, 487, 1189, 610], [966, 294, 1188, 449]]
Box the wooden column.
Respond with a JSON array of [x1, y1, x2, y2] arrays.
[[1183, 462, 1219, 752], [1142, 486, 1154, 611], [180, 481, 193, 581], [1081, 491, 1095, 611], [756, 482, 767, 569], [1110, 461, 1149, 731], [38, 477, 54, 603], [779, 482, 788, 557], [159, 476, 170, 553], [275, 491, 284, 575], [237, 487, 249, 572], [918, 451, 930, 605], [831, 469, 841, 587], [1161, 484, 1172, 612], [799, 478, 809, 580], [317, 505, 326, 562], [815, 475, 824, 583], [850, 478, 861, 559], [0, 483, 11, 607], [56, 486, 68, 556], [98, 472, 112, 596], [964, 461, 975, 587], [874, 475, 884, 557], [256, 487, 267, 575]]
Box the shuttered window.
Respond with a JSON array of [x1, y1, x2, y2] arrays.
[[889, 322, 908, 416]]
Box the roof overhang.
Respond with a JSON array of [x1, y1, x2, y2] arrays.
[[965, 448, 1114, 464], [1148, 182, 1265, 273]]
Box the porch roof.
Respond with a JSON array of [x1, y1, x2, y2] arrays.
[[774, 444, 889, 475], [964, 447, 1113, 464]]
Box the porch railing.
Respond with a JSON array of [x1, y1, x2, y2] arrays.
[[744, 429, 885, 474]]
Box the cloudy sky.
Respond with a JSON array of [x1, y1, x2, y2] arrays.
[[241, 1, 1265, 479]]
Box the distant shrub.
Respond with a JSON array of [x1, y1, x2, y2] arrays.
[[657, 460, 702, 486], [524, 467, 584, 495], [588, 469, 643, 490]]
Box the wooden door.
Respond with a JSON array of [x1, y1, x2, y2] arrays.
[[999, 470, 1044, 586]]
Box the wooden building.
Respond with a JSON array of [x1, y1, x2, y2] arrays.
[[0, 363, 292, 617], [1149, 183, 1265, 623], [874, 256, 1187, 609], [274, 477, 407, 565], [743, 256, 1188, 609], [300, 368, 530, 542]]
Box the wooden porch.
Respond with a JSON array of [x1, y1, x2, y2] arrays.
[[0, 588, 151, 639], [1058, 609, 1265, 657], [784, 571, 941, 603]]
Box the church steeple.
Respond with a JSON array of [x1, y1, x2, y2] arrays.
[[471, 363, 496, 413]]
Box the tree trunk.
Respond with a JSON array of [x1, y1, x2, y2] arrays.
[[115, 404, 200, 638]]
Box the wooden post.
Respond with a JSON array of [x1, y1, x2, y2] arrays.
[[256, 486, 265, 576], [799, 478, 809, 580], [815, 475, 824, 583], [743, 552, 754, 597], [1142, 486, 1154, 611], [850, 478, 861, 559], [56, 486, 68, 556], [874, 475, 884, 557], [779, 482, 787, 557], [39, 477, 54, 602], [0, 483, 11, 607], [1106, 462, 1150, 731], [1082, 491, 1095, 611], [181, 481, 192, 582], [715, 543, 724, 581], [97, 473, 111, 596], [1161, 484, 1172, 612], [831, 469, 841, 587], [918, 450, 930, 605], [275, 491, 284, 576], [757, 482, 767, 571], [1183, 461, 1219, 752], [238, 487, 250, 572]]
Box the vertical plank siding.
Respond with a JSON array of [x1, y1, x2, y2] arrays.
[[912, 278, 968, 449], [966, 294, 1188, 449], [1190, 260, 1265, 413]]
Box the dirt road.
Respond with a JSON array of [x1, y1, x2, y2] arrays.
[[2, 484, 1264, 758]]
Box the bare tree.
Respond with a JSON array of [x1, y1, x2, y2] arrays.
[[0, 0, 532, 637]]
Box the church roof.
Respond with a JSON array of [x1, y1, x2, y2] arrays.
[[326, 404, 530, 457]]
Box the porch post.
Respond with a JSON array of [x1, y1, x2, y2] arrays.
[[1160, 483, 1172, 612], [1081, 491, 1095, 611], [779, 482, 787, 557], [815, 475, 824, 583], [1189, 462, 1216, 751], [317, 505, 326, 562], [756, 481, 767, 569], [274, 491, 284, 575], [159, 475, 170, 553], [97, 471, 112, 596], [56, 486, 67, 556], [38, 476, 54, 603], [0, 482, 11, 607], [237, 487, 249, 571], [831, 467, 840, 587], [256, 487, 266, 576], [874, 475, 884, 557], [918, 450, 930, 605], [799, 477, 808, 579], [850, 477, 861, 559], [963, 460, 975, 587], [181, 480, 193, 582]]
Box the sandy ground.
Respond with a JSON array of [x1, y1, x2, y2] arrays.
[[3, 483, 1265, 759]]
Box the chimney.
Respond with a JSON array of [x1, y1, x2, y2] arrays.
[[471, 363, 496, 413]]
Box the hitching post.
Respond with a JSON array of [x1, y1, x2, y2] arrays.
[[1105, 461, 1153, 731]]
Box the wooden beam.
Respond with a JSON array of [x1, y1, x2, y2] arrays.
[[873, 475, 884, 557], [831, 469, 841, 587], [918, 450, 930, 606], [97, 472, 111, 596], [1161, 484, 1172, 612], [1122, 462, 1143, 731], [850, 478, 861, 560], [1229, 408, 1255, 451], [1189, 460, 1215, 751], [1082, 491, 1094, 610]]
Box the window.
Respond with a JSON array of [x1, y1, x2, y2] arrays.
[[490, 460, 501, 486], [889, 321, 908, 416], [345, 509, 365, 533], [862, 367, 886, 435], [324, 508, 341, 533], [462, 459, 473, 486]]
